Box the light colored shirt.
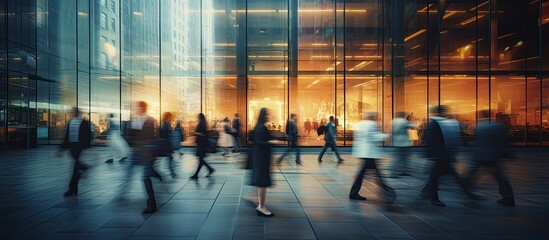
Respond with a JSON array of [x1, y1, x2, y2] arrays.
[[131, 115, 149, 130]]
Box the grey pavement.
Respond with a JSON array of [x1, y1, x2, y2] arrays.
[[0, 146, 548, 240]]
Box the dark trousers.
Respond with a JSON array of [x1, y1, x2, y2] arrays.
[[233, 136, 242, 151], [68, 146, 84, 192], [464, 161, 514, 200], [318, 141, 342, 160], [193, 155, 214, 176], [395, 147, 409, 175], [278, 139, 301, 163], [350, 158, 391, 197], [424, 156, 469, 200]]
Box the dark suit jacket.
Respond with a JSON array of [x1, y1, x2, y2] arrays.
[[61, 118, 91, 150], [324, 122, 336, 142], [475, 120, 511, 162], [128, 116, 156, 147], [285, 119, 298, 142], [250, 124, 273, 187], [232, 117, 241, 135], [422, 118, 448, 160], [195, 122, 208, 157]]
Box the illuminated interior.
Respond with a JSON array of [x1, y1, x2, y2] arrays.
[[1, 0, 548, 148]]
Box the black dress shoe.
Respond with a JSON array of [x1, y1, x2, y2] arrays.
[[206, 169, 215, 177], [296, 161, 302, 166], [497, 198, 515, 206], [119, 157, 127, 161], [430, 199, 446, 206], [142, 207, 157, 214], [349, 195, 366, 200], [189, 175, 198, 180], [64, 190, 77, 196], [105, 159, 114, 163], [337, 159, 344, 164], [256, 208, 274, 217], [317, 159, 323, 163]]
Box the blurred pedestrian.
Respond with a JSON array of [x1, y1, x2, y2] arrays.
[[250, 108, 280, 217], [350, 111, 395, 203], [127, 101, 161, 214], [232, 113, 242, 153], [218, 117, 234, 157], [317, 116, 344, 163], [464, 111, 515, 206], [422, 105, 475, 206], [391, 111, 415, 176], [276, 113, 301, 165], [105, 113, 129, 163], [190, 113, 215, 179], [172, 120, 184, 156], [58, 107, 91, 196], [160, 112, 177, 178]]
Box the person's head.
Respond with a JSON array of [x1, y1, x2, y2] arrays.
[[223, 117, 229, 122], [256, 108, 270, 126], [290, 113, 297, 121], [395, 111, 406, 118], [429, 105, 448, 117], [175, 120, 181, 126], [479, 109, 491, 120], [329, 116, 334, 122], [364, 111, 378, 121], [70, 107, 82, 118], [109, 113, 115, 118], [234, 113, 239, 118], [162, 112, 173, 123], [136, 101, 148, 115]]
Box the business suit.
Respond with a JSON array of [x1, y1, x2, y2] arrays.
[[232, 117, 242, 152], [464, 119, 515, 204], [190, 121, 214, 179], [422, 116, 472, 205], [317, 121, 343, 162], [60, 117, 91, 196], [277, 119, 301, 165], [127, 114, 160, 213], [160, 121, 176, 176]]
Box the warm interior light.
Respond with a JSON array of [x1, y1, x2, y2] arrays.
[[460, 15, 485, 26], [133, 12, 143, 16], [349, 61, 373, 71], [470, 1, 489, 11], [404, 29, 426, 42], [311, 43, 328, 46]]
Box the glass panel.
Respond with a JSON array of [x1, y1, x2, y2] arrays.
[[91, 0, 120, 139], [121, 0, 160, 122], [247, 0, 288, 142]]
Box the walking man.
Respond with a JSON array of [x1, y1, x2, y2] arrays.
[[277, 113, 301, 165], [317, 116, 344, 163], [59, 107, 91, 196]]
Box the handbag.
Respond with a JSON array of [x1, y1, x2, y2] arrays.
[[408, 129, 419, 141]]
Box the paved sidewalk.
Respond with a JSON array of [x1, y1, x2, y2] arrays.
[[0, 147, 548, 239]]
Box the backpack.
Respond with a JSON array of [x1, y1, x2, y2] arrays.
[[317, 125, 326, 136]]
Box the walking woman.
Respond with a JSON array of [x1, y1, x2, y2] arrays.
[[190, 113, 215, 180], [250, 108, 280, 217]]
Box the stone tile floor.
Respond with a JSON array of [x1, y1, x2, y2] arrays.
[[0, 146, 548, 239]]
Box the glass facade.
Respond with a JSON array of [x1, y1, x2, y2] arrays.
[[1, 0, 548, 148]]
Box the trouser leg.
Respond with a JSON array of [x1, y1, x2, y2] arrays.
[[349, 158, 368, 196], [143, 178, 156, 209], [331, 142, 342, 160], [426, 160, 443, 200], [318, 142, 329, 160], [68, 148, 82, 192], [494, 163, 514, 200]]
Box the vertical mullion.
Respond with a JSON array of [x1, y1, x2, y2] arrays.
[[475, 0, 478, 125], [540, 0, 543, 145], [437, 0, 441, 106], [488, 0, 491, 121], [159, 1, 161, 121]]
